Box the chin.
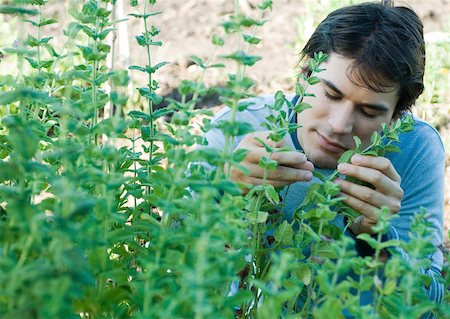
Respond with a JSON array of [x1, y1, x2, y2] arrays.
[[309, 151, 339, 169]]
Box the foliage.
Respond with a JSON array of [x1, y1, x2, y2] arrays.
[[0, 1, 448, 318]]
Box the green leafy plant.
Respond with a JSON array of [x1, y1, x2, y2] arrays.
[[0, 1, 448, 318]]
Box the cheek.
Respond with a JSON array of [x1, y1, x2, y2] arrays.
[[301, 94, 329, 121], [354, 118, 387, 147]]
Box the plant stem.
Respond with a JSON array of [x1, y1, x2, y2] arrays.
[[143, 1, 155, 197]]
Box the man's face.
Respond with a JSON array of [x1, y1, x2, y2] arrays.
[[297, 53, 399, 169]]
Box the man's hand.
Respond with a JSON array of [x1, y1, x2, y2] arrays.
[[335, 154, 403, 235], [226, 131, 314, 192]]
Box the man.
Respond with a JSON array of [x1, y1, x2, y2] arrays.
[[203, 0, 445, 316]]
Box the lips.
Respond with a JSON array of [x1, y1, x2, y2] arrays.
[[316, 131, 347, 153]]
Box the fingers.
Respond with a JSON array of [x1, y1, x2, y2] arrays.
[[350, 154, 401, 183], [335, 178, 401, 216], [243, 176, 294, 189], [231, 131, 315, 189], [231, 161, 314, 187], [335, 155, 403, 232], [246, 147, 314, 170], [248, 162, 313, 182], [337, 158, 402, 198]]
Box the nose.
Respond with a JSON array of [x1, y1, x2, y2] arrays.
[[328, 103, 354, 135]]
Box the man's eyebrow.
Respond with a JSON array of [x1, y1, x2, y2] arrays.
[[321, 78, 344, 96], [320, 78, 390, 112]]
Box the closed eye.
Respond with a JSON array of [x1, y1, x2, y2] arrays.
[[324, 90, 341, 101], [360, 107, 379, 118], [325, 90, 380, 118]]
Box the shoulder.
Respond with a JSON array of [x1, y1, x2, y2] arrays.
[[388, 114, 445, 179], [408, 116, 444, 148], [392, 114, 445, 159], [211, 95, 275, 124], [210, 93, 296, 124]]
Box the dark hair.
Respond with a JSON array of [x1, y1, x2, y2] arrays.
[[301, 0, 425, 116]]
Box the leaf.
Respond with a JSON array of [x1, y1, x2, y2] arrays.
[[40, 36, 53, 44], [129, 65, 147, 73], [264, 184, 279, 204], [312, 170, 326, 182], [306, 76, 320, 85], [247, 211, 269, 224], [27, 34, 39, 47], [0, 6, 38, 15], [136, 87, 163, 105], [253, 137, 272, 153], [128, 110, 151, 121], [24, 56, 39, 69], [141, 125, 151, 141], [274, 220, 294, 246], [308, 58, 317, 72], [258, 156, 277, 170], [189, 55, 205, 68], [37, 18, 57, 27], [353, 136, 362, 151], [293, 102, 312, 113], [233, 148, 249, 163], [220, 51, 261, 66], [152, 108, 172, 119], [356, 234, 381, 250], [243, 34, 261, 44], [128, 11, 162, 19], [151, 61, 170, 72], [295, 82, 305, 97], [299, 183, 321, 207], [338, 149, 355, 164], [294, 264, 311, 285], [211, 34, 224, 46]]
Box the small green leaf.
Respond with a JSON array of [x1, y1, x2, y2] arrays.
[[295, 264, 311, 285], [141, 125, 151, 141], [253, 137, 273, 153], [307, 76, 320, 85], [258, 156, 277, 170], [295, 82, 305, 97], [24, 56, 39, 69], [27, 34, 39, 47], [128, 110, 151, 121], [128, 11, 162, 19], [274, 221, 294, 246], [293, 102, 312, 113], [338, 150, 355, 164], [220, 51, 261, 66], [264, 184, 279, 204], [37, 18, 57, 27], [247, 211, 269, 224], [243, 34, 261, 44], [211, 34, 224, 46], [233, 148, 249, 163], [189, 55, 205, 68], [308, 58, 317, 72]]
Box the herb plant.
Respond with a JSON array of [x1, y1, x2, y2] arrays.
[[0, 1, 448, 318]]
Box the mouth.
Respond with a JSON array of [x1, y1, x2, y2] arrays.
[[316, 131, 348, 153]]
